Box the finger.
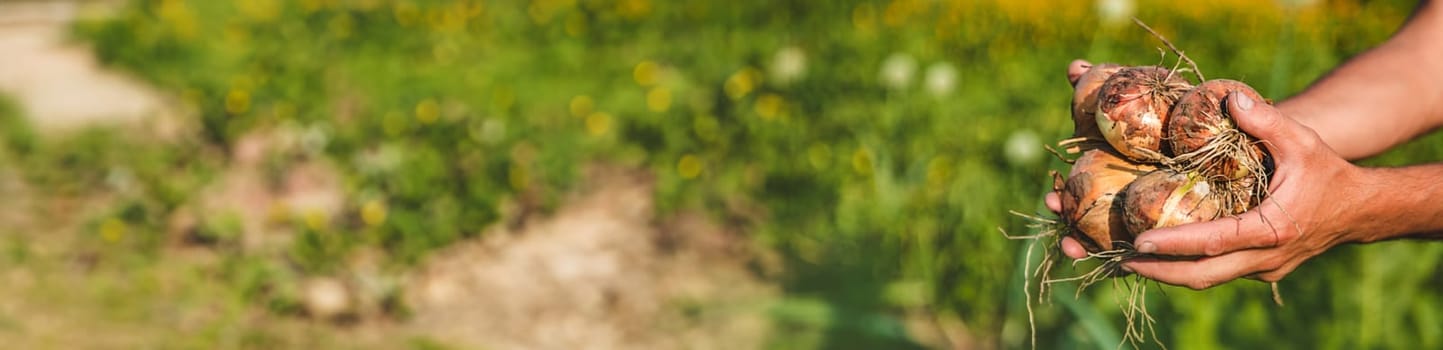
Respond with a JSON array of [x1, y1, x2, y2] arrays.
[[1124, 250, 1275, 290], [1067, 59, 1092, 85], [1045, 191, 1062, 213], [1060, 236, 1087, 260], [1228, 91, 1317, 162], [1132, 200, 1296, 256], [1253, 259, 1304, 283]]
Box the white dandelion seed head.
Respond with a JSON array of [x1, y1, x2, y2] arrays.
[[1096, 0, 1135, 26], [880, 52, 917, 90], [771, 46, 807, 85], [1004, 129, 1044, 166], [924, 62, 958, 97]]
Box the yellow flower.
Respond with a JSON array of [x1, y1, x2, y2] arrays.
[[565, 13, 587, 37], [852, 147, 873, 175], [570, 95, 595, 118], [754, 93, 783, 119], [226, 89, 251, 114], [677, 154, 703, 179], [157, 0, 198, 39], [300, 0, 328, 13], [883, 0, 919, 28], [616, 0, 653, 20], [100, 218, 126, 243], [634, 60, 660, 86], [725, 68, 762, 100], [852, 3, 877, 32], [586, 112, 612, 136], [509, 163, 529, 190], [303, 210, 328, 231], [237, 0, 280, 22], [457, 0, 485, 18], [361, 200, 388, 227], [393, 2, 420, 27], [647, 87, 672, 112], [415, 99, 440, 124]]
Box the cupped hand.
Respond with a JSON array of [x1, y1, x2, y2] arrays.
[[1119, 92, 1365, 289]]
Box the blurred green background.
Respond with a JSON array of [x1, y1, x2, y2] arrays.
[[0, 0, 1438, 348]]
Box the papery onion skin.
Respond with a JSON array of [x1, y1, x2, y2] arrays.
[[1072, 63, 1124, 140], [1095, 66, 1192, 162], [1167, 79, 1270, 180], [1121, 169, 1224, 237], [1061, 149, 1155, 251]]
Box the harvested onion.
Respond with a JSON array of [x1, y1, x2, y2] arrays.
[[1071, 63, 1124, 140], [1095, 66, 1192, 162], [1060, 149, 1155, 251], [1167, 79, 1271, 181], [1121, 169, 1224, 236]]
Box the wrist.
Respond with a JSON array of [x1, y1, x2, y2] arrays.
[[1275, 96, 1330, 130], [1342, 164, 1443, 243], [1342, 166, 1390, 243], [1274, 99, 1348, 157]]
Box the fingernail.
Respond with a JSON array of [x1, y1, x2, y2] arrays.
[[1137, 241, 1157, 253], [1121, 263, 1135, 273], [1233, 91, 1254, 111]]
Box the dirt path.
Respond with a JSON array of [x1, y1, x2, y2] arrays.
[[0, 1, 164, 131], [404, 169, 774, 349]]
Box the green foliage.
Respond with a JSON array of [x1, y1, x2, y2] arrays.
[[52, 0, 1439, 348], [0, 95, 35, 154]]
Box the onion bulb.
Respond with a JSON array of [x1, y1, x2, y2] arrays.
[[1167, 79, 1271, 181], [1121, 169, 1224, 236], [1095, 66, 1192, 162], [1060, 149, 1155, 251], [1071, 63, 1124, 140]]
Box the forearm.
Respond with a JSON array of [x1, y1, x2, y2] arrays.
[[1348, 163, 1443, 242], [1279, 1, 1443, 160]]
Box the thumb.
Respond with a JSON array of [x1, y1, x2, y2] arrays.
[[1228, 91, 1312, 160], [1067, 59, 1091, 86]]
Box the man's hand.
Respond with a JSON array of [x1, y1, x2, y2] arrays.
[[1121, 90, 1365, 289]]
